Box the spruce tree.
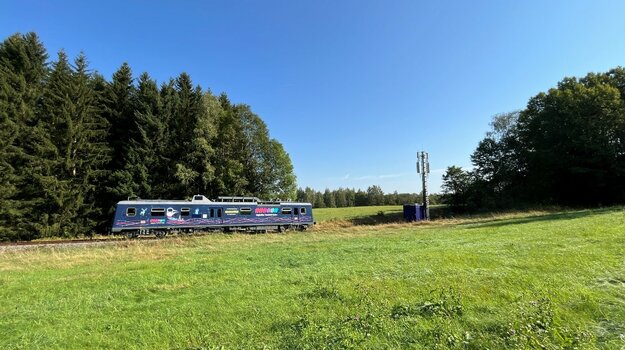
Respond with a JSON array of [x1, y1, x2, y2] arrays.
[[314, 191, 326, 208], [132, 72, 164, 198], [102, 63, 140, 208], [155, 79, 180, 198], [170, 73, 216, 197], [0, 32, 48, 240], [335, 188, 347, 207], [0, 58, 20, 240], [212, 93, 247, 197], [35, 52, 109, 237], [72, 54, 110, 232], [323, 188, 336, 208], [304, 187, 316, 204], [105, 63, 136, 167]]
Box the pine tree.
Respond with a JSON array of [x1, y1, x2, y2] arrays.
[[335, 188, 347, 207], [170, 73, 215, 197], [35, 52, 109, 237], [156, 79, 178, 198], [314, 191, 326, 208], [367, 185, 385, 206], [102, 63, 139, 207], [0, 32, 48, 240], [304, 187, 316, 204], [323, 188, 336, 208], [345, 188, 356, 207], [105, 63, 136, 167], [296, 188, 306, 202], [132, 72, 164, 198], [212, 93, 247, 196], [355, 189, 368, 206], [72, 54, 110, 232], [0, 55, 20, 240]]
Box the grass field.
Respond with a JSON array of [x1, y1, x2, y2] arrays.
[[2, 207, 625, 349], [313, 205, 405, 222], [313, 204, 445, 224]]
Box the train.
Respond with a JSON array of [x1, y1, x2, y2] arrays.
[[111, 195, 314, 238]]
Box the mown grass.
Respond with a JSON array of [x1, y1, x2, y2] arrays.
[[313, 204, 445, 225], [1, 207, 625, 349], [313, 205, 405, 222]]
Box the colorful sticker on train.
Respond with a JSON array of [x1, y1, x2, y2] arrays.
[[255, 207, 279, 216]]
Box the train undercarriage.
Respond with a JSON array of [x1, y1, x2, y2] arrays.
[[122, 224, 310, 239]]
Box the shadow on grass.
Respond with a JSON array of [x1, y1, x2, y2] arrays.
[[330, 206, 621, 228], [460, 207, 619, 229], [347, 207, 451, 226], [349, 211, 405, 225]]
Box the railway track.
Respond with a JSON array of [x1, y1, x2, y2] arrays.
[[0, 228, 295, 250], [0, 237, 156, 250]]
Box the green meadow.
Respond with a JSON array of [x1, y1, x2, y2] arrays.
[[313, 205, 405, 222], [2, 207, 625, 349], [313, 204, 444, 224]]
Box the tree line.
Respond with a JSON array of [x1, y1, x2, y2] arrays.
[[296, 186, 441, 208], [0, 32, 296, 241], [441, 67, 625, 209]]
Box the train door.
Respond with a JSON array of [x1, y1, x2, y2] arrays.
[[293, 206, 300, 223], [209, 207, 223, 226]]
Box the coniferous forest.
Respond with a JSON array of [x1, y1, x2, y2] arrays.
[[0, 32, 296, 241]]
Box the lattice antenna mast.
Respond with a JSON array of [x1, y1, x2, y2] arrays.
[[416, 151, 430, 220]]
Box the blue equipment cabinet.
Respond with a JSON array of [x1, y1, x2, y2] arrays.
[[403, 203, 424, 222]]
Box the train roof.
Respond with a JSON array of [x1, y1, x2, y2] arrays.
[[116, 201, 312, 206], [116, 194, 311, 206]]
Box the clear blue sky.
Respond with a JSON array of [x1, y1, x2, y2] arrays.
[[3, 0, 625, 193]]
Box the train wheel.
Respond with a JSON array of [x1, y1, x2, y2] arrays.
[[155, 231, 167, 239]]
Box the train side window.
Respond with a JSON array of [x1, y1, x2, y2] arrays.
[[126, 207, 136, 217], [301, 207, 307, 214], [281, 207, 292, 214], [217, 208, 222, 218], [151, 208, 165, 216], [210, 208, 214, 218], [181, 208, 190, 217], [240, 207, 252, 215], [294, 207, 299, 215]]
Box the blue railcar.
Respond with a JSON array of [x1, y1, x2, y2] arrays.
[[111, 195, 314, 238]]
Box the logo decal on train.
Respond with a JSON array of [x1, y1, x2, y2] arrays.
[[225, 208, 239, 215], [255, 207, 279, 215]]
